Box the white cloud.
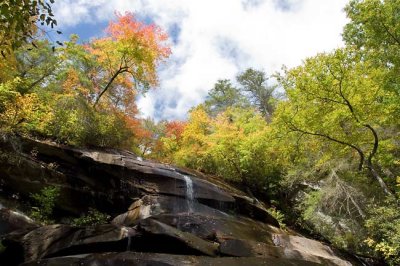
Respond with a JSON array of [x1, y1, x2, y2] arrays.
[[54, 0, 349, 120]]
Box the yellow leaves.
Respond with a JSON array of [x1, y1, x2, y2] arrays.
[[365, 237, 398, 259], [161, 105, 282, 183], [62, 68, 90, 97], [0, 92, 51, 133], [0, 77, 52, 134], [0, 50, 17, 81], [182, 105, 211, 145], [274, 47, 400, 172], [364, 237, 376, 247]]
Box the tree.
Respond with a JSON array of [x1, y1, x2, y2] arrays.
[[344, 0, 400, 64], [343, 0, 400, 95], [0, 0, 59, 56], [274, 48, 397, 195], [89, 12, 171, 106], [13, 40, 61, 94], [0, 77, 50, 132], [159, 105, 282, 195], [204, 79, 249, 116], [135, 118, 165, 157], [237, 68, 277, 121], [154, 120, 186, 161], [173, 105, 212, 170]]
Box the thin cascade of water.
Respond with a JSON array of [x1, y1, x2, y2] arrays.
[[121, 227, 132, 251], [183, 175, 194, 213]]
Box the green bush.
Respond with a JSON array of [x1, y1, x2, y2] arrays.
[[267, 207, 286, 230], [72, 208, 110, 226], [365, 197, 400, 266], [30, 186, 60, 224]]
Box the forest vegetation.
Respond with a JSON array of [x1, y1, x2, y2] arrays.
[[0, 0, 399, 264]]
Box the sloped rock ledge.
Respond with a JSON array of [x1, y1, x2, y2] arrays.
[[0, 136, 363, 265]]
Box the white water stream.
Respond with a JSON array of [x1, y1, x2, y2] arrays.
[[183, 175, 194, 213]]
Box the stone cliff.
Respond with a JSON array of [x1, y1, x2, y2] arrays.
[[0, 136, 364, 265]]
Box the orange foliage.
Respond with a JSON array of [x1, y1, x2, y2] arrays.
[[87, 12, 171, 94], [62, 68, 89, 98], [107, 12, 171, 59], [165, 120, 186, 139]]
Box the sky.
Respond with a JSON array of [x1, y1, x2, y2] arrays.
[[53, 0, 349, 121]]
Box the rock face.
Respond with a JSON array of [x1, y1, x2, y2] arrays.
[[0, 136, 362, 265]]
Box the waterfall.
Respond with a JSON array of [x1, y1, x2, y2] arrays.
[[121, 227, 132, 251], [183, 175, 194, 213]]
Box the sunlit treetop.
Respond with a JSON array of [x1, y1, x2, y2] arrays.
[[87, 12, 171, 106], [165, 120, 186, 139], [107, 12, 171, 58]]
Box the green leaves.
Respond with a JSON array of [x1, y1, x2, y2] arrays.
[[365, 197, 400, 265], [344, 0, 400, 94], [0, 0, 59, 56], [274, 48, 398, 172], [204, 79, 249, 116], [204, 68, 278, 121], [30, 186, 60, 224], [237, 68, 277, 120]]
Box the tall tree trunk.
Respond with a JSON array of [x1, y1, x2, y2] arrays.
[[366, 161, 392, 196]]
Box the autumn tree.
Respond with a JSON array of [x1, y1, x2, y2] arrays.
[[134, 118, 166, 157], [0, 11, 171, 150], [153, 120, 186, 161], [88, 12, 171, 106]]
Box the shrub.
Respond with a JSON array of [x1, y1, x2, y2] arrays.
[[30, 186, 60, 224], [46, 95, 135, 148], [365, 197, 400, 265], [72, 208, 110, 226], [267, 207, 286, 230]]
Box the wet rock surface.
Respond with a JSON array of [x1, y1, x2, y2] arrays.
[[0, 136, 362, 265], [0, 208, 38, 236]]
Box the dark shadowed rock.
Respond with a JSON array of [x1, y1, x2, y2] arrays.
[[22, 252, 324, 266], [138, 218, 219, 256], [147, 213, 278, 244], [232, 194, 280, 227], [1, 224, 136, 264]]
